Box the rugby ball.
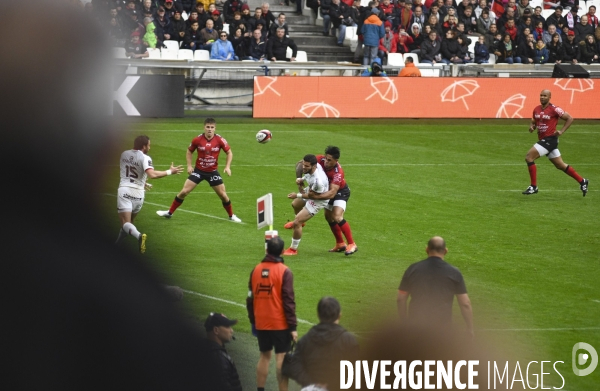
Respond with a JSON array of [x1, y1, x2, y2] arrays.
[[256, 129, 272, 144]]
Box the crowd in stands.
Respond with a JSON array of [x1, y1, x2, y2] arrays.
[[93, 0, 298, 61], [91, 0, 600, 65], [349, 0, 600, 65]]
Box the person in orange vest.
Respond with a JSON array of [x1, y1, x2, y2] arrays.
[[247, 236, 298, 391], [398, 56, 422, 76]]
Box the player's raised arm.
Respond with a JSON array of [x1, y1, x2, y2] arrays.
[[146, 162, 184, 179]]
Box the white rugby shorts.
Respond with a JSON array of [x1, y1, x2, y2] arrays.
[[324, 200, 347, 211], [303, 199, 327, 216], [117, 187, 145, 213], [534, 143, 561, 159]]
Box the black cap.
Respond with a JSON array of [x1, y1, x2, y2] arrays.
[[204, 313, 238, 331]]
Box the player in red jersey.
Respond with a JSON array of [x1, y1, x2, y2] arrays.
[[523, 90, 589, 196], [288, 146, 358, 255], [157, 118, 242, 222]]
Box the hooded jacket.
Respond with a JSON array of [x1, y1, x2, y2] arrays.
[[143, 22, 157, 48], [293, 323, 359, 390], [361, 14, 385, 46]]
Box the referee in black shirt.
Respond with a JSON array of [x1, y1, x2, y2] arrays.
[[397, 236, 474, 337]]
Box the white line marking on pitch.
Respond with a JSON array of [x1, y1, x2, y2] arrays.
[[182, 290, 315, 325], [592, 299, 600, 303], [103, 194, 245, 224]]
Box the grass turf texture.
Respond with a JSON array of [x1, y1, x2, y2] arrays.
[[102, 118, 599, 390]]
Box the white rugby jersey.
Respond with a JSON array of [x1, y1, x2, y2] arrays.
[[303, 164, 329, 207], [119, 149, 153, 190]]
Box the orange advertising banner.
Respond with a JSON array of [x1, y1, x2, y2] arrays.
[[253, 77, 600, 119]]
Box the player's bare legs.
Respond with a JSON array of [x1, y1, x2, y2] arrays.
[[256, 351, 271, 389], [283, 208, 312, 255], [523, 147, 541, 195], [284, 197, 305, 229], [212, 183, 240, 221], [177, 179, 199, 200], [157, 180, 199, 218], [274, 352, 289, 391], [117, 211, 146, 253]]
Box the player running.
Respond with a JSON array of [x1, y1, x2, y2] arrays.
[[286, 146, 357, 255], [283, 154, 329, 256], [117, 135, 183, 253], [523, 89, 589, 196], [156, 118, 242, 222]]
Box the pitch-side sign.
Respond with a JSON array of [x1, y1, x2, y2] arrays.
[[112, 75, 184, 117]]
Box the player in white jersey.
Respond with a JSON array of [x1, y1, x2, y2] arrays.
[[283, 154, 329, 256], [117, 135, 183, 253]]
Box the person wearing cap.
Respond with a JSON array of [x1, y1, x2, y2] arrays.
[[378, 20, 397, 61], [241, 4, 253, 25], [211, 9, 224, 31], [397, 237, 474, 337], [247, 236, 297, 391], [360, 57, 387, 75], [163, 0, 184, 18], [125, 30, 150, 58], [204, 313, 242, 391], [563, 29, 580, 63], [290, 298, 360, 390], [361, 7, 385, 64]]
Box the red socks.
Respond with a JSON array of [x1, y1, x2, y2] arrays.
[[329, 221, 344, 243], [169, 196, 184, 214], [222, 200, 233, 217], [338, 220, 355, 245], [527, 161, 537, 187], [565, 165, 583, 183]]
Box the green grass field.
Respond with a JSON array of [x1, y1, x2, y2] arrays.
[[102, 116, 599, 390]]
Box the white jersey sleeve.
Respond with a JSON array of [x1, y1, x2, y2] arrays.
[[119, 150, 153, 190], [303, 165, 329, 207]]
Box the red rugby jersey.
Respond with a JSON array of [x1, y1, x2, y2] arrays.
[[188, 134, 230, 172], [533, 104, 565, 140]]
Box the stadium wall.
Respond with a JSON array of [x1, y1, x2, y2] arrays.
[[253, 77, 600, 119]]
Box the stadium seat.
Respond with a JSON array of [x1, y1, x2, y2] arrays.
[[404, 53, 419, 64], [163, 40, 180, 52], [146, 48, 161, 59], [387, 53, 404, 66], [113, 47, 126, 59], [343, 26, 357, 47], [286, 47, 293, 59], [295, 50, 308, 62], [223, 24, 229, 34], [468, 39, 476, 57], [194, 49, 210, 61], [542, 9, 554, 18], [160, 49, 178, 60], [489, 53, 496, 64], [178, 49, 194, 60]]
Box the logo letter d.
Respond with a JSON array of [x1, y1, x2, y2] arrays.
[[572, 342, 598, 376]]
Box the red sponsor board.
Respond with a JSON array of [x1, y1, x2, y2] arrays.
[[253, 76, 600, 119]]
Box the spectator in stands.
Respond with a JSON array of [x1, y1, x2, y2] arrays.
[[267, 26, 298, 61], [249, 7, 263, 31], [229, 12, 248, 37], [201, 18, 220, 49], [517, 26, 531, 47], [477, 8, 492, 34], [330, 0, 352, 46], [321, 0, 333, 35], [547, 32, 565, 63], [484, 23, 498, 49], [142, 17, 157, 49], [255, 19, 268, 40], [230, 27, 246, 57], [349, 0, 362, 27], [546, 6, 566, 30], [378, 21, 397, 62], [410, 6, 426, 30], [196, 3, 210, 28], [108, 17, 127, 47], [520, 15, 534, 34], [125, 31, 149, 58], [154, 7, 173, 47], [441, 14, 457, 33], [211, 31, 237, 59], [560, 24, 570, 40], [361, 57, 387, 75], [494, 32, 521, 63], [397, 0, 415, 31], [533, 37, 549, 63], [532, 6, 545, 28], [183, 18, 203, 50], [362, 8, 385, 65], [223, 0, 241, 23], [501, 17, 518, 42], [516, 0, 533, 18], [211, 10, 224, 31], [164, 0, 183, 16], [543, 24, 561, 44], [126, 9, 145, 36], [270, 12, 289, 38], [441, 29, 460, 63], [408, 22, 424, 54], [563, 30, 580, 62], [243, 28, 267, 60], [241, 4, 252, 25], [261, 3, 276, 31], [498, 7, 516, 28], [473, 34, 489, 63], [172, 10, 186, 44], [396, 27, 414, 53], [420, 29, 442, 63], [533, 20, 544, 40], [426, 13, 442, 36], [505, 0, 520, 19], [140, 0, 156, 16], [579, 34, 600, 63], [588, 6, 599, 30], [398, 55, 422, 76], [182, 0, 194, 13], [575, 15, 594, 43], [186, 10, 200, 29], [379, 0, 395, 24], [565, 5, 578, 31], [460, 6, 477, 33], [457, 33, 473, 62], [517, 32, 536, 63]]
